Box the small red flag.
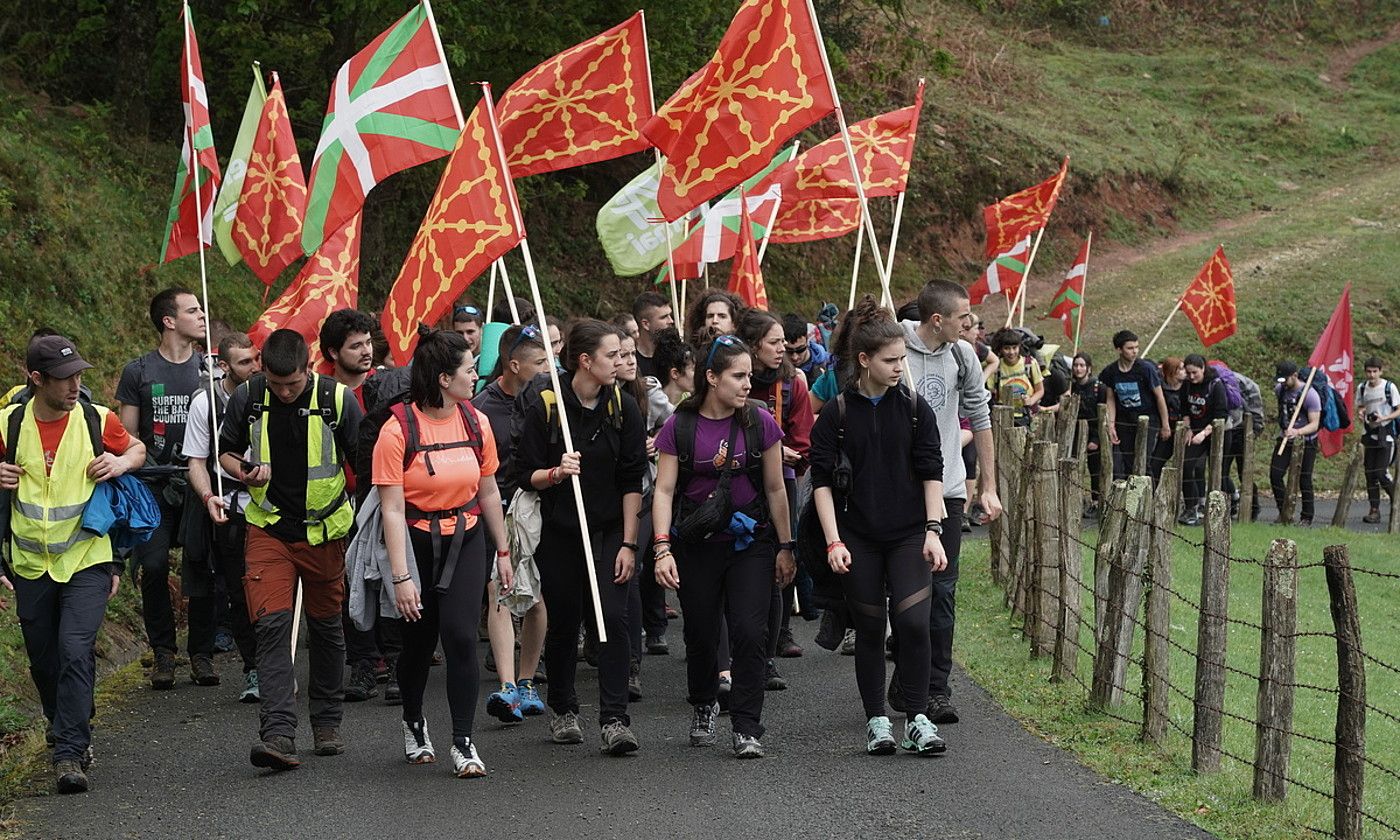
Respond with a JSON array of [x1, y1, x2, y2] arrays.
[[1045, 234, 1091, 342], [1308, 283, 1353, 458], [1180, 246, 1237, 348], [248, 211, 361, 362], [160, 4, 221, 263], [233, 75, 307, 286], [983, 157, 1067, 260], [727, 191, 768, 310]]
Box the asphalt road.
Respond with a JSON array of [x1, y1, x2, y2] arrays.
[[14, 611, 1212, 840]]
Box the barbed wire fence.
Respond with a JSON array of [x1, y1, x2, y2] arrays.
[[983, 395, 1400, 840]]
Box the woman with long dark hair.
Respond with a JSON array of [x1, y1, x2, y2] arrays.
[[1071, 351, 1106, 511], [375, 327, 512, 777], [514, 319, 647, 755], [811, 296, 948, 756], [684, 290, 744, 344], [651, 334, 796, 759], [1180, 354, 1231, 525]]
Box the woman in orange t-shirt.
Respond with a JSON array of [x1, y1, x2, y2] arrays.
[[374, 328, 512, 779]]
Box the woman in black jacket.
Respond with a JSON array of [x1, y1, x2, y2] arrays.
[[514, 319, 647, 755], [810, 296, 948, 757], [1071, 352, 1107, 509], [1180, 354, 1230, 525]]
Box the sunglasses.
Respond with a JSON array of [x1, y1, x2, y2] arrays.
[[508, 324, 542, 356], [706, 334, 740, 370], [785, 346, 807, 357], [454, 305, 482, 318]]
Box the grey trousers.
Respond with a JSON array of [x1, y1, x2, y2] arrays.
[[254, 610, 345, 742]]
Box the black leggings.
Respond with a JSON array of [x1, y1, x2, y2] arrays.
[[399, 525, 488, 739], [1270, 437, 1318, 521], [675, 538, 775, 737], [841, 528, 932, 719], [1363, 436, 1396, 507], [1182, 440, 1235, 511]]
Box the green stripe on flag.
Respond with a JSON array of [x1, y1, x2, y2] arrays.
[[302, 144, 345, 254], [353, 4, 430, 99], [1050, 288, 1082, 308], [995, 255, 1026, 273], [355, 112, 458, 152]]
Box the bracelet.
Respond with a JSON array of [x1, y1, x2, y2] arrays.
[[201, 491, 214, 503], [778, 540, 797, 552], [653, 534, 671, 545], [549, 466, 563, 485], [495, 549, 511, 558], [391, 573, 412, 585], [621, 541, 639, 552], [926, 520, 944, 534], [826, 541, 845, 554]]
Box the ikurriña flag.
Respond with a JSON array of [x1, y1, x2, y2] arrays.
[[232, 75, 306, 286], [249, 212, 362, 363], [983, 157, 1067, 261], [1045, 233, 1091, 342], [160, 3, 221, 263], [1180, 245, 1236, 348], [968, 236, 1031, 305], [1308, 283, 1353, 458]]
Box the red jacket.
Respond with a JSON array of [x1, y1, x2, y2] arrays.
[[750, 373, 813, 476]]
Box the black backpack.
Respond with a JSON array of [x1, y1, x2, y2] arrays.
[[670, 401, 770, 539]]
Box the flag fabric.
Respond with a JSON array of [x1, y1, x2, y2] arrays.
[[213, 67, 268, 266], [1046, 234, 1091, 342], [767, 196, 861, 244], [1308, 283, 1354, 458], [248, 212, 362, 362], [496, 13, 652, 178], [968, 236, 1031, 305], [783, 81, 925, 203], [654, 257, 702, 286], [643, 0, 836, 221], [232, 76, 307, 286], [382, 93, 524, 366], [596, 159, 693, 276], [670, 145, 796, 265], [302, 2, 461, 255], [983, 157, 1068, 260], [727, 192, 768, 310], [160, 5, 221, 263], [1180, 246, 1237, 348]]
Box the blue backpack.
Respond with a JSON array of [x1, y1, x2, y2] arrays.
[[1300, 367, 1351, 432]]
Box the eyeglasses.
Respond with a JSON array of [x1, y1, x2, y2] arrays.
[[785, 347, 807, 357], [706, 334, 740, 370], [508, 324, 541, 356]]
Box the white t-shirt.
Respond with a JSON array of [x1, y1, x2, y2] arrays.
[[183, 386, 252, 512], [1356, 379, 1400, 442]]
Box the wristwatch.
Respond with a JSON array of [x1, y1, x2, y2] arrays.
[[925, 521, 944, 535], [778, 540, 798, 552]]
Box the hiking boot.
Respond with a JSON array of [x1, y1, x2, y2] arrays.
[[550, 711, 584, 744], [403, 719, 435, 764], [839, 629, 857, 656], [54, 760, 88, 794], [645, 633, 669, 655], [312, 726, 345, 756], [451, 737, 485, 778], [373, 657, 389, 682], [814, 610, 843, 651], [776, 626, 803, 658], [239, 670, 261, 704], [190, 654, 220, 687], [1177, 510, 1201, 526], [764, 659, 787, 691], [927, 693, 959, 724], [249, 735, 301, 771], [901, 714, 947, 755], [628, 658, 643, 701], [344, 660, 378, 702], [1364, 508, 1382, 524], [717, 675, 732, 713], [865, 716, 896, 755], [600, 721, 639, 756], [486, 683, 524, 723], [665, 605, 679, 620], [961, 518, 972, 533], [689, 702, 719, 747], [80, 744, 94, 771], [150, 649, 176, 690], [732, 732, 765, 759], [383, 662, 401, 705], [517, 679, 545, 716]]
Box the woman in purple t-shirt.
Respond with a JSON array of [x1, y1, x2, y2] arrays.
[[651, 335, 796, 759]]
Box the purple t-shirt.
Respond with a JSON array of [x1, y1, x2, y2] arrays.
[[1276, 383, 1322, 439], [656, 409, 784, 508]]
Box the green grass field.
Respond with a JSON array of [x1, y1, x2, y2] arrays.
[[957, 521, 1399, 840]]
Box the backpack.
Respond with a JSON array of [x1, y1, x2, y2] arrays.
[[356, 366, 413, 503], [385, 401, 484, 477], [1304, 367, 1351, 432], [1207, 361, 1245, 412], [673, 401, 767, 502]]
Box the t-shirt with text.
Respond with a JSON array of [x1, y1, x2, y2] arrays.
[[116, 350, 202, 465]]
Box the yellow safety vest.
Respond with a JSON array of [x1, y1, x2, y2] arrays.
[[1, 403, 112, 582], [244, 373, 352, 545]]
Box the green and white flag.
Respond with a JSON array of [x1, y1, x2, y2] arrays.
[[213, 65, 267, 266], [596, 158, 692, 277]]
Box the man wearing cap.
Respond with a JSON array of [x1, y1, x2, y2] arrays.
[[1270, 360, 1322, 525], [0, 337, 145, 793]]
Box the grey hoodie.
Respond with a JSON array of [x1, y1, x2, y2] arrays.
[[901, 320, 991, 501]]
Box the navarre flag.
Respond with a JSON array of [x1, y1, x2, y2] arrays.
[[302, 2, 461, 255], [213, 66, 268, 266], [249, 212, 362, 362], [1045, 233, 1091, 342], [983, 157, 1068, 260], [727, 192, 768, 310], [1308, 283, 1353, 458], [968, 236, 1031, 306], [1180, 246, 1237, 348], [382, 89, 525, 366], [767, 196, 861, 244], [160, 4, 221, 263], [596, 159, 693, 276], [643, 0, 836, 221], [232, 75, 307, 286], [784, 81, 925, 202], [497, 13, 652, 178]]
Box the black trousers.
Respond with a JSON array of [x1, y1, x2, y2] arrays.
[[1270, 437, 1318, 521], [135, 495, 214, 657], [537, 524, 631, 726], [1363, 435, 1396, 508], [1113, 419, 1158, 480], [1183, 441, 1234, 512], [398, 525, 488, 739], [674, 538, 775, 737], [887, 498, 964, 701], [841, 528, 932, 719]]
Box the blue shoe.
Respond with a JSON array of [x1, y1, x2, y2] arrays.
[[517, 679, 545, 716], [486, 683, 524, 723]]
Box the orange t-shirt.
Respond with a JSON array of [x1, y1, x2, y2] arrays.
[[372, 403, 498, 533], [0, 410, 132, 476]]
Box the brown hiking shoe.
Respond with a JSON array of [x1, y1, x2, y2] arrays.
[[249, 735, 301, 771], [190, 654, 220, 686], [150, 649, 176, 690], [313, 726, 346, 756], [55, 760, 89, 794]]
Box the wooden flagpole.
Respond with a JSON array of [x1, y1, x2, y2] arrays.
[[846, 221, 865, 312], [1003, 226, 1047, 329], [1277, 366, 1320, 457], [485, 260, 499, 320], [1141, 298, 1182, 360], [1073, 230, 1092, 355], [480, 82, 608, 639], [495, 259, 522, 323], [640, 10, 684, 322]]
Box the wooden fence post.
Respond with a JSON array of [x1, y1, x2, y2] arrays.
[[1332, 444, 1363, 529], [1280, 438, 1300, 524], [1029, 441, 1061, 657], [1207, 418, 1226, 495], [1133, 415, 1151, 477], [1172, 419, 1190, 474], [1012, 429, 1036, 620], [1090, 475, 1151, 709], [1141, 462, 1181, 746], [1253, 538, 1298, 802], [1324, 544, 1365, 840], [990, 405, 1014, 586], [1097, 403, 1112, 503], [1057, 393, 1080, 458], [1241, 420, 1257, 522], [1093, 480, 1127, 647], [1389, 451, 1400, 535], [1055, 456, 1084, 684], [1192, 490, 1231, 773]]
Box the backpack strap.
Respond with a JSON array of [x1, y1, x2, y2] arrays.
[[246, 373, 269, 427], [392, 401, 484, 477], [674, 409, 698, 486], [80, 401, 102, 459], [741, 405, 765, 491], [5, 403, 24, 467]]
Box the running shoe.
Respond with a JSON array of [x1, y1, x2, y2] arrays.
[[486, 683, 524, 723], [403, 719, 435, 764], [689, 702, 718, 747], [550, 711, 584, 744], [901, 714, 947, 755], [600, 721, 639, 756], [451, 737, 486, 778], [628, 658, 643, 701], [839, 629, 857, 656], [927, 693, 960, 724], [517, 679, 545, 716], [732, 732, 765, 759], [866, 716, 897, 755], [239, 669, 261, 704]]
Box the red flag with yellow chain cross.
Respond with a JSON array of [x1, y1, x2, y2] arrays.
[[983, 157, 1068, 260], [1180, 245, 1237, 348], [782, 81, 925, 202], [232, 75, 307, 286], [248, 211, 361, 361]]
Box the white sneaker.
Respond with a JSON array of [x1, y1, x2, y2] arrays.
[[451, 737, 485, 778], [403, 719, 435, 764]]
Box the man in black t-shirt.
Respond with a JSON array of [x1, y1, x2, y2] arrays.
[[632, 291, 673, 381], [1099, 329, 1171, 480]]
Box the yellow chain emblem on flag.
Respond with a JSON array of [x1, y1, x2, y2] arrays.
[[234, 92, 305, 270], [1181, 250, 1235, 342], [794, 120, 912, 195]]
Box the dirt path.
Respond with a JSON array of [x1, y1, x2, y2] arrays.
[[1324, 21, 1400, 90]]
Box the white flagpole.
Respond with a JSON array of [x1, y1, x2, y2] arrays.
[[880, 192, 907, 310], [1002, 226, 1046, 329], [421, 0, 465, 130], [639, 11, 684, 322], [496, 258, 522, 324], [1073, 230, 1092, 355], [846, 221, 865, 312], [757, 140, 800, 266], [481, 83, 607, 641], [485, 259, 499, 320]]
